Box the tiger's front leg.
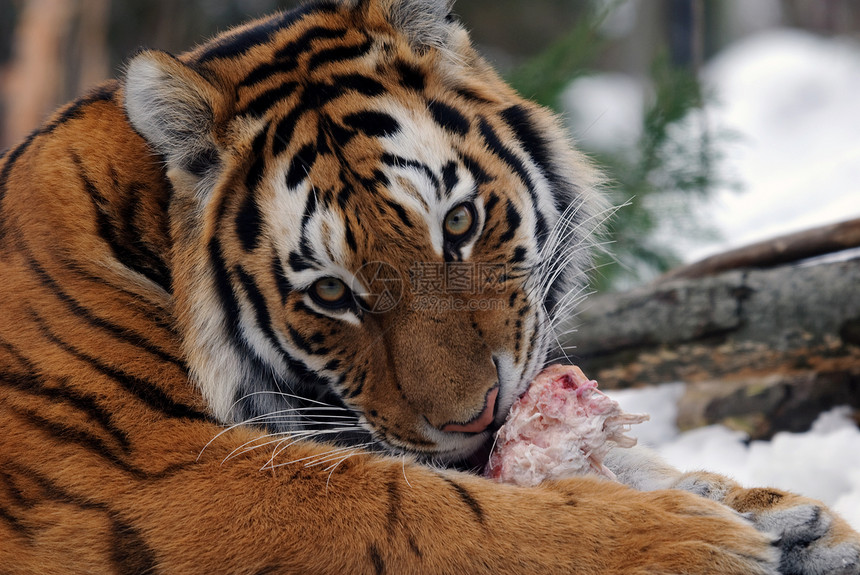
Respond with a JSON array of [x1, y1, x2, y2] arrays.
[[122, 431, 786, 575], [0, 414, 782, 575], [606, 445, 860, 575]]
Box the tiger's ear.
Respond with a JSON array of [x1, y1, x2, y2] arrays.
[[124, 50, 224, 179], [384, 0, 456, 52], [351, 0, 458, 54]]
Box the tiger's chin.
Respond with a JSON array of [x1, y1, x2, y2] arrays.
[[396, 425, 502, 473], [447, 431, 499, 474]]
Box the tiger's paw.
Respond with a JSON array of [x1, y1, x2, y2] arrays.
[[727, 488, 860, 575], [625, 488, 782, 575], [549, 479, 781, 575], [672, 472, 860, 575]]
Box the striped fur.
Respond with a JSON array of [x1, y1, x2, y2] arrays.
[[0, 0, 854, 573]]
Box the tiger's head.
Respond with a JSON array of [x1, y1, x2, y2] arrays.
[[123, 0, 603, 465]]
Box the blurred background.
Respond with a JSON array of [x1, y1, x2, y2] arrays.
[[2, 0, 860, 526], [1, 0, 860, 290]]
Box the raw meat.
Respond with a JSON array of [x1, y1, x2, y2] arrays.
[[486, 364, 648, 487]]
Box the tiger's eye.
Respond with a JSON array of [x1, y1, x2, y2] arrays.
[[312, 277, 348, 306], [444, 203, 475, 239]]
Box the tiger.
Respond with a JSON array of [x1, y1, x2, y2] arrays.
[[1, 0, 858, 573]]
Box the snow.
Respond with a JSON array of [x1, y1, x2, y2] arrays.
[[563, 29, 860, 263], [692, 30, 860, 261], [561, 23, 860, 534], [607, 384, 860, 531]]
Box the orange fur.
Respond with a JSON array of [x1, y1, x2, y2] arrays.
[[0, 1, 844, 573]]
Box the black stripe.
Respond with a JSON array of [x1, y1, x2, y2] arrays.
[[427, 100, 469, 136], [344, 218, 357, 252], [441, 161, 459, 196], [323, 358, 340, 371], [342, 111, 400, 138], [0, 131, 36, 185], [285, 143, 318, 188], [241, 81, 298, 118], [315, 119, 332, 156], [332, 73, 386, 97], [288, 251, 313, 273], [57, 254, 176, 336], [458, 152, 492, 186], [245, 128, 269, 193], [442, 477, 485, 524], [381, 153, 440, 192], [499, 104, 570, 215], [484, 192, 500, 215], [385, 472, 401, 535], [29, 312, 209, 422], [298, 232, 317, 266], [384, 199, 413, 229], [111, 517, 160, 575], [477, 117, 548, 246], [0, 504, 32, 538], [287, 326, 316, 355], [208, 237, 243, 344], [238, 26, 346, 88], [455, 86, 492, 103], [272, 256, 293, 305], [0, 343, 132, 454], [300, 184, 318, 227], [0, 470, 29, 508], [274, 26, 347, 61], [396, 61, 425, 92], [302, 81, 344, 108], [25, 253, 185, 369], [272, 108, 303, 156], [236, 190, 263, 252], [71, 152, 173, 288], [342, 366, 365, 399], [407, 535, 423, 558], [511, 245, 527, 263], [477, 117, 533, 190], [0, 131, 39, 240], [6, 464, 160, 574], [368, 544, 385, 575], [360, 170, 389, 192], [0, 85, 116, 240], [307, 36, 373, 71], [11, 406, 134, 476], [115, 179, 173, 290], [499, 200, 521, 243], [47, 83, 117, 134], [270, 74, 384, 156], [234, 265, 287, 357], [337, 182, 353, 209], [73, 152, 128, 263], [238, 59, 296, 91], [195, 3, 340, 64]]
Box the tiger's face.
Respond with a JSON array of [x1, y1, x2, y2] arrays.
[[124, 0, 602, 465]]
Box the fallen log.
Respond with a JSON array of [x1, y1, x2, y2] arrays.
[[560, 257, 860, 439], [657, 217, 860, 282]]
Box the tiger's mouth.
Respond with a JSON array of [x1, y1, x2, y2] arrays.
[[310, 366, 524, 473]]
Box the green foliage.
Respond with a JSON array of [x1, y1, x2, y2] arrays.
[[506, 1, 619, 110], [590, 53, 725, 291], [506, 3, 728, 292]]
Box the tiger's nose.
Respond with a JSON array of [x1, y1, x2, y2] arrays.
[[440, 387, 499, 434]]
